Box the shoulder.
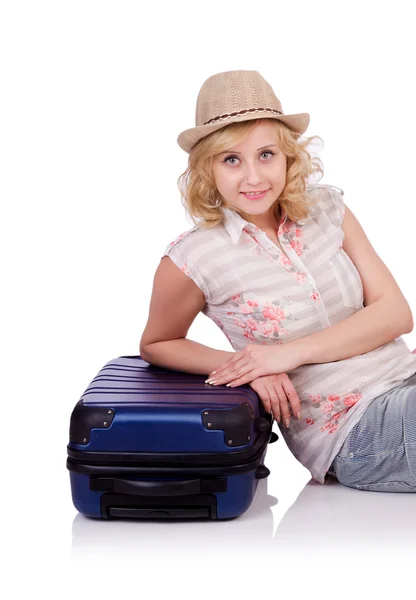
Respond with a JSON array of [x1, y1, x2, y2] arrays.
[[160, 225, 214, 303], [163, 225, 199, 254], [163, 222, 223, 257], [306, 183, 345, 228], [306, 183, 344, 197]]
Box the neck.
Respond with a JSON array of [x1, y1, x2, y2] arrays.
[[252, 204, 282, 232]]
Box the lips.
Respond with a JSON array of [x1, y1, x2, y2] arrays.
[[241, 189, 270, 200]]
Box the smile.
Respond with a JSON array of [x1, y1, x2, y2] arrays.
[[241, 189, 270, 199]]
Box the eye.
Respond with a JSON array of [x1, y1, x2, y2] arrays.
[[223, 155, 239, 165], [223, 150, 275, 164], [260, 151, 274, 160]]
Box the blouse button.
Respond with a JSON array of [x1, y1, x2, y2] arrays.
[[349, 452, 354, 458]]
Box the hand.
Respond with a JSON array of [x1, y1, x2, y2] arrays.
[[205, 343, 301, 388], [248, 373, 302, 428]]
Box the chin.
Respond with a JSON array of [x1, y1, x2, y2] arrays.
[[240, 202, 274, 214]]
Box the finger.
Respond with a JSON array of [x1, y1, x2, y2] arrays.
[[270, 401, 281, 424], [208, 358, 241, 380], [215, 352, 244, 373], [265, 385, 281, 423], [273, 383, 291, 427], [207, 361, 230, 378], [255, 386, 273, 416], [259, 389, 278, 425], [211, 360, 252, 385], [226, 368, 261, 387], [281, 379, 302, 419], [207, 360, 232, 379]]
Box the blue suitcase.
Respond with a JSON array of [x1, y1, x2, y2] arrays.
[[67, 355, 278, 520]]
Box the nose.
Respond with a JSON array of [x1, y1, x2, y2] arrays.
[[242, 160, 266, 186]]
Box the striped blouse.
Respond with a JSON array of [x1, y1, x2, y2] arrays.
[[162, 184, 416, 483]]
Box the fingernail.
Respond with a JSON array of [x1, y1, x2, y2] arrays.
[[297, 411, 301, 419], [285, 418, 290, 428]]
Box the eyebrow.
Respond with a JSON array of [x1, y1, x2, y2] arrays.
[[217, 144, 279, 156]]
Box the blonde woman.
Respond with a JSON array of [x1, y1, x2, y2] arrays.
[[140, 70, 416, 492]]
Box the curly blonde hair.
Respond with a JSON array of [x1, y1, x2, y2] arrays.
[[177, 118, 325, 229]]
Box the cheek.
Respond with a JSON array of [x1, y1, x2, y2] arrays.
[[213, 168, 231, 189], [217, 173, 239, 192]]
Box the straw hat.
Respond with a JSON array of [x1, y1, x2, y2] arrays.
[[177, 70, 310, 153]]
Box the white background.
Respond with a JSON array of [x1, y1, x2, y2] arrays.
[[2, 0, 415, 597]]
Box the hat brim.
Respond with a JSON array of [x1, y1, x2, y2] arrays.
[[177, 112, 310, 153]]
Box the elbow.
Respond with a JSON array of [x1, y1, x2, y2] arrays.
[[384, 294, 414, 334], [139, 345, 150, 361], [380, 296, 413, 335], [401, 304, 413, 333], [404, 317, 414, 334]]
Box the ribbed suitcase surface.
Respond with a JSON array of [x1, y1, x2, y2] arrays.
[[67, 355, 277, 520]]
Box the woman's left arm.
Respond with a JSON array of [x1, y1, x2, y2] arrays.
[[290, 294, 413, 366], [291, 204, 413, 365]]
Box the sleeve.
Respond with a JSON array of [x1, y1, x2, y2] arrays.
[[162, 231, 212, 303], [308, 184, 346, 230], [325, 185, 346, 228]]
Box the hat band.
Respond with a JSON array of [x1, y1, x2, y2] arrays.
[[203, 107, 283, 126]]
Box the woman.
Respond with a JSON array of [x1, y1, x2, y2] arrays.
[[142, 69, 416, 492]]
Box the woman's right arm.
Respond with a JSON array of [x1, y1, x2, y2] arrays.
[[140, 256, 234, 376]]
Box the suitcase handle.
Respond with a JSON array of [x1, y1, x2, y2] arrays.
[[113, 477, 203, 496]]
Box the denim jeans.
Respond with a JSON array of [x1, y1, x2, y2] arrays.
[[328, 372, 416, 492]]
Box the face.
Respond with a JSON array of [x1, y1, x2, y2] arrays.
[[211, 120, 287, 231]]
